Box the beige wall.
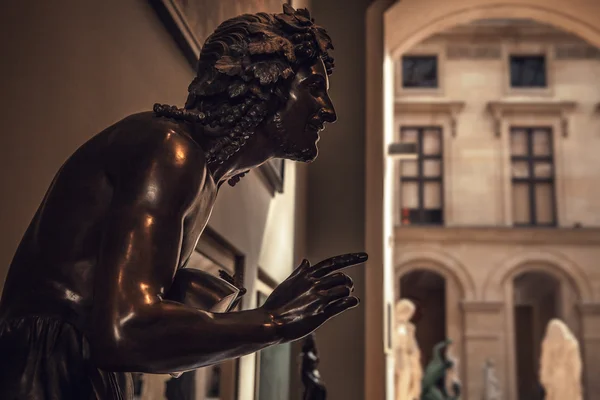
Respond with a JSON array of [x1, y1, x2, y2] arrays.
[[0, 1, 299, 399], [299, 0, 371, 400], [394, 227, 600, 400], [367, 1, 600, 400], [390, 24, 600, 399], [394, 31, 600, 227]]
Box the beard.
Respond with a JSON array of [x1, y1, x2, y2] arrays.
[[267, 111, 319, 163]]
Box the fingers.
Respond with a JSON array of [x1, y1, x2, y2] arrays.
[[311, 252, 368, 278], [318, 285, 352, 301], [323, 296, 360, 317], [313, 272, 354, 292], [290, 258, 311, 277]]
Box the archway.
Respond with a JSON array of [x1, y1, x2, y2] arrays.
[[512, 271, 561, 400], [399, 270, 447, 370], [500, 260, 584, 400], [395, 254, 470, 388], [365, 1, 600, 399]]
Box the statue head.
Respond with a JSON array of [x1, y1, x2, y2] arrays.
[[155, 5, 336, 167], [544, 319, 573, 341], [395, 299, 416, 324]]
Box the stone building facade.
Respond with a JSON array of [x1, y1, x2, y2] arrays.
[[392, 20, 600, 400]]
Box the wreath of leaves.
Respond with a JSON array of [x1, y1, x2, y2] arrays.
[[155, 5, 335, 172]]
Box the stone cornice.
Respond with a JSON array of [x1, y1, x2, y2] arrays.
[[395, 100, 465, 137], [578, 302, 600, 315], [487, 100, 577, 138], [395, 226, 600, 246]]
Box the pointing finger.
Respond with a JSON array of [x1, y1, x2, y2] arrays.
[[323, 296, 360, 318], [311, 252, 368, 278]]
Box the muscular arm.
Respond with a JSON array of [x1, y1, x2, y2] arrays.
[[89, 132, 278, 374]]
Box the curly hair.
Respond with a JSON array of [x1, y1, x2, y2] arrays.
[[153, 4, 334, 168]]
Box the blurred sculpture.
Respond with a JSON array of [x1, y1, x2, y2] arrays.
[[421, 339, 461, 400], [394, 299, 422, 400], [444, 346, 461, 400], [539, 319, 583, 400], [301, 333, 327, 400], [482, 359, 502, 400]]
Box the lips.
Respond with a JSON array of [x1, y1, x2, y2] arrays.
[[306, 118, 324, 133]]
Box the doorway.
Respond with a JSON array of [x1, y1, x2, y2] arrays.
[[400, 269, 447, 368], [513, 271, 560, 400]]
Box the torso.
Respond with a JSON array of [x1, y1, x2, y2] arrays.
[[0, 112, 216, 330]]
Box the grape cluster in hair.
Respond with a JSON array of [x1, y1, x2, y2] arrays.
[[153, 4, 334, 169]]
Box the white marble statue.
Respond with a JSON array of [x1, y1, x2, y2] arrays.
[[539, 319, 583, 400], [394, 299, 422, 400], [482, 358, 502, 400]]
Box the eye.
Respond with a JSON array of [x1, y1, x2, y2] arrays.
[[308, 82, 324, 95]]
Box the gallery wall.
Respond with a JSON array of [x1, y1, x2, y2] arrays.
[[0, 0, 372, 399], [0, 1, 299, 399], [300, 0, 371, 399]]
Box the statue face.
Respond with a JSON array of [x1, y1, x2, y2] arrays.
[[263, 58, 337, 162], [396, 299, 416, 323]]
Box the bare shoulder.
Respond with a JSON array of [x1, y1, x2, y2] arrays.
[[105, 112, 210, 206], [107, 112, 206, 169]]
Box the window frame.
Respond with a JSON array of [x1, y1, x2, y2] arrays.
[[502, 43, 554, 97], [396, 42, 445, 97], [510, 126, 557, 227], [509, 54, 548, 88], [401, 54, 439, 89], [399, 126, 444, 226]]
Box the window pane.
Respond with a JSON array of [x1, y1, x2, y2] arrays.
[[401, 181, 419, 208], [510, 129, 528, 156], [423, 160, 441, 177], [423, 182, 441, 208], [511, 161, 530, 178], [533, 129, 552, 156], [401, 129, 418, 144], [535, 183, 555, 224], [401, 160, 418, 177], [422, 209, 443, 224], [510, 55, 547, 88], [423, 129, 441, 155], [402, 55, 438, 88], [534, 162, 553, 178], [512, 183, 530, 224]]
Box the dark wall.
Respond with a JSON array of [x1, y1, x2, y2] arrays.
[[0, 0, 194, 292], [302, 0, 370, 399]]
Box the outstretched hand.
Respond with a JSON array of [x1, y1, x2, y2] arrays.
[[261, 252, 368, 343]]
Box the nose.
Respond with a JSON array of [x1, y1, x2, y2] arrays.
[[318, 101, 337, 124]]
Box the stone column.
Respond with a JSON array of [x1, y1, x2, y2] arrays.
[[446, 278, 464, 384], [461, 301, 506, 400], [579, 302, 600, 400]]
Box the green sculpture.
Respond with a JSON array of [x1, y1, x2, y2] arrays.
[[420, 340, 461, 400]]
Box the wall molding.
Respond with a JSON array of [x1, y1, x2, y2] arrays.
[[446, 43, 501, 59], [487, 100, 577, 138], [554, 43, 600, 60], [578, 302, 600, 315], [395, 226, 600, 245], [395, 100, 465, 137]]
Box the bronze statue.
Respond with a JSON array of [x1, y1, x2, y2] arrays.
[[301, 333, 327, 400], [420, 340, 461, 400], [0, 5, 367, 399]]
